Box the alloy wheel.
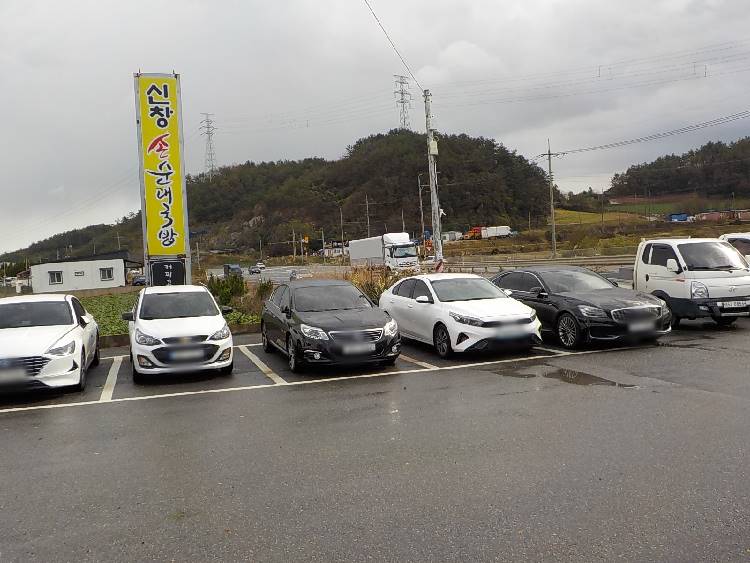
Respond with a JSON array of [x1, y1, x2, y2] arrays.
[[557, 314, 579, 349], [288, 339, 297, 371], [434, 326, 451, 358]]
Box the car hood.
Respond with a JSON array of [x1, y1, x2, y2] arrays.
[[448, 298, 534, 320], [296, 308, 389, 331], [0, 325, 76, 357], [137, 316, 227, 338], [557, 288, 661, 309]]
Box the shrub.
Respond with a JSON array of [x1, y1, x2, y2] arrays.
[[347, 267, 413, 303], [207, 274, 246, 306]]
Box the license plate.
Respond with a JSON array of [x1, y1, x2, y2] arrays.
[[719, 300, 748, 308], [170, 349, 204, 360], [0, 368, 26, 383], [342, 343, 376, 355], [629, 321, 655, 332]]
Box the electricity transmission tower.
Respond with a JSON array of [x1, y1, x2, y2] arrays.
[[393, 75, 412, 129], [199, 113, 217, 179]]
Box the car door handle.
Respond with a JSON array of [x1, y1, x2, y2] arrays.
[[408, 304, 414, 309], [645, 274, 650, 282]]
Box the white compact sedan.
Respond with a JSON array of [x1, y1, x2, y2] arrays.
[[379, 273, 541, 358], [0, 294, 99, 391], [123, 285, 234, 382]]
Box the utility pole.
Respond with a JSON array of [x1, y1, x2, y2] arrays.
[[401, 208, 405, 232], [199, 112, 217, 180], [339, 207, 345, 262], [393, 75, 412, 130], [365, 193, 371, 237], [259, 238, 263, 261], [292, 229, 296, 263], [546, 139, 557, 258], [321, 229, 325, 264], [195, 241, 201, 270], [417, 173, 425, 256], [600, 189, 605, 231], [424, 89, 443, 266], [116, 231, 121, 250]]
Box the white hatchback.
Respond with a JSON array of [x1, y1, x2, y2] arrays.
[[123, 285, 234, 382], [379, 273, 541, 358], [0, 294, 99, 391]]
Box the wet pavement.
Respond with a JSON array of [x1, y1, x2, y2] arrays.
[[0, 319, 749, 561]]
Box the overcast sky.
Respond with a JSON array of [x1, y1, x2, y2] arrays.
[[2, 0, 749, 254]]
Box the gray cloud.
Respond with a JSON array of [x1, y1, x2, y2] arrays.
[[2, 0, 749, 253]]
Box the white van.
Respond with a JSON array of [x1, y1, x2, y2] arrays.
[[719, 233, 750, 258], [633, 238, 750, 327]]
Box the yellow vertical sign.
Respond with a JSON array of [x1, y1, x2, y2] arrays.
[[134, 73, 188, 256]]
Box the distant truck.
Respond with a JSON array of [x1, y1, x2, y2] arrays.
[[348, 232, 419, 271], [465, 226, 483, 240], [481, 226, 512, 239], [223, 264, 244, 279]]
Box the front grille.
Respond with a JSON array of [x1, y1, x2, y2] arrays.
[[329, 329, 383, 343], [611, 306, 661, 323], [482, 317, 533, 328], [162, 335, 208, 345], [0, 357, 50, 376], [152, 344, 219, 365]]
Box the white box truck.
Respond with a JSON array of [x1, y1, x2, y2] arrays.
[[348, 232, 419, 271], [481, 226, 512, 239]]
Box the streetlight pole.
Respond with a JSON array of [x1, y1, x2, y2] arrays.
[[424, 89, 443, 267], [547, 139, 557, 259]]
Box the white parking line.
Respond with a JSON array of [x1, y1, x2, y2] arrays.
[[0, 345, 643, 416], [398, 354, 438, 369], [533, 345, 572, 356], [238, 345, 288, 385], [99, 356, 123, 402]]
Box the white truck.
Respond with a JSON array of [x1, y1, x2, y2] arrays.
[[633, 238, 750, 327], [348, 232, 419, 271], [481, 226, 512, 239]]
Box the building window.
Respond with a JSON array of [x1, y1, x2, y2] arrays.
[[49, 271, 63, 285], [100, 267, 114, 281]]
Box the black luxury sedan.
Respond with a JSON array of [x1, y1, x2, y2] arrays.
[[261, 279, 401, 372], [491, 265, 672, 349]]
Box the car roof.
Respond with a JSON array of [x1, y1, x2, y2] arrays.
[[642, 238, 722, 244], [142, 284, 209, 295], [506, 265, 590, 274], [0, 294, 70, 304], [721, 233, 750, 238], [415, 273, 482, 282], [286, 279, 352, 289]]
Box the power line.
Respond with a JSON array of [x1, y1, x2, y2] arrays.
[[393, 74, 412, 129], [361, 0, 423, 91], [199, 113, 217, 179]]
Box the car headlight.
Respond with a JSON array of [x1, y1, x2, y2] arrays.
[[46, 340, 76, 356], [384, 318, 398, 337], [449, 312, 483, 326], [578, 305, 608, 318], [135, 328, 162, 346], [691, 281, 709, 299], [300, 324, 329, 340], [209, 324, 231, 341]]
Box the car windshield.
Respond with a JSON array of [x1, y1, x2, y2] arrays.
[[541, 270, 614, 292], [294, 285, 371, 312], [430, 278, 507, 302], [0, 302, 73, 329], [392, 245, 417, 258], [678, 242, 749, 271], [139, 291, 219, 320]]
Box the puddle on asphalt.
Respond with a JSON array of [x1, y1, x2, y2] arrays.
[[495, 364, 637, 388]]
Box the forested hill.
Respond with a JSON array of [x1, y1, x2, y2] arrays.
[[3, 130, 552, 262], [609, 137, 750, 199]]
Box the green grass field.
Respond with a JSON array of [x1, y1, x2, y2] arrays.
[[610, 197, 750, 216], [80, 292, 138, 336], [554, 209, 642, 225]]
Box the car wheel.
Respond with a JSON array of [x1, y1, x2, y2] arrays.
[[556, 312, 582, 349], [261, 323, 273, 353], [287, 338, 303, 373], [131, 353, 145, 384], [75, 350, 87, 391], [433, 324, 453, 358], [220, 361, 234, 375], [714, 317, 737, 327], [91, 334, 100, 367]]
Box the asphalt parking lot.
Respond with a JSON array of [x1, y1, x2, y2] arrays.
[[1, 320, 749, 561]]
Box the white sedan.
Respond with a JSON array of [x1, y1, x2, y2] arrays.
[[0, 294, 100, 391], [379, 273, 541, 358], [123, 285, 234, 382]]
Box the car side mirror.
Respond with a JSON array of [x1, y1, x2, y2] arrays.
[[530, 286, 548, 299], [666, 258, 679, 273], [501, 288, 513, 297], [221, 306, 233, 315], [78, 316, 88, 328], [415, 295, 431, 304], [282, 306, 292, 318], [121, 311, 134, 322]]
